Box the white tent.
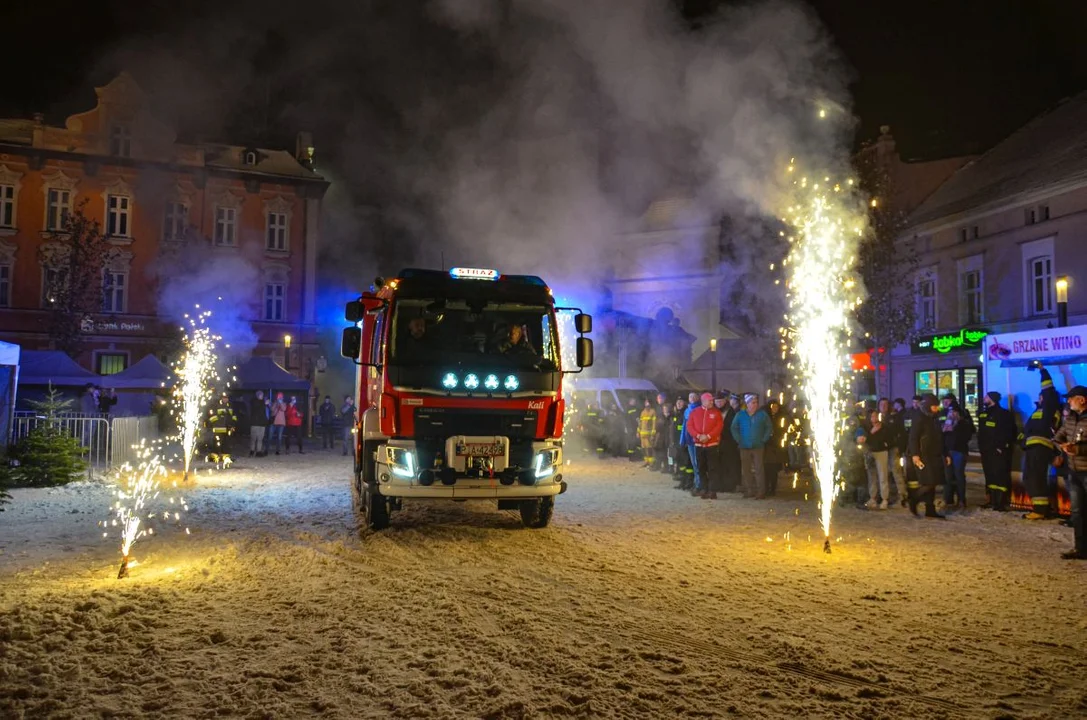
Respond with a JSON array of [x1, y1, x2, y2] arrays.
[[0, 340, 20, 444]]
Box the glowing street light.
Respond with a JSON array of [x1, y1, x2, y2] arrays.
[[1056, 276, 1070, 327], [710, 338, 718, 394]]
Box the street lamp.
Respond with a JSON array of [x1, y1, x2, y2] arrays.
[[709, 338, 718, 394], [1056, 277, 1069, 328], [283, 334, 292, 368]]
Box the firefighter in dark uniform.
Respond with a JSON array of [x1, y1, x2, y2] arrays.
[[900, 395, 924, 508], [1022, 363, 1062, 519], [977, 390, 1018, 511], [672, 398, 693, 489], [907, 393, 948, 519], [205, 393, 238, 462], [716, 392, 740, 492], [624, 398, 641, 462], [583, 402, 607, 458], [654, 393, 671, 473]]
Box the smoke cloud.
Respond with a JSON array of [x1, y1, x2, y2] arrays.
[[86, 0, 854, 349]]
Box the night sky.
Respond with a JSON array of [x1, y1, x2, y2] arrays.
[[2, 0, 1085, 158]]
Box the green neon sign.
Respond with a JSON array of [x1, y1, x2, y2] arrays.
[[912, 327, 990, 355]]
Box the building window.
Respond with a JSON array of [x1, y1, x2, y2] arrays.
[[109, 124, 132, 157], [1040, 204, 1050, 221], [1029, 255, 1053, 316], [97, 353, 128, 376], [0, 263, 10, 307], [1025, 208, 1036, 225], [918, 277, 937, 330], [244, 151, 257, 166], [0, 184, 14, 228], [958, 228, 967, 243], [971, 225, 979, 239], [214, 206, 237, 246], [266, 212, 288, 251], [102, 270, 127, 313], [264, 282, 285, 321], [163, 201, 188, 241], [961, 269, 982, 325], [41, 267, 66, 307], [46, 189, 71, 231], [106, 195, 131, 237]]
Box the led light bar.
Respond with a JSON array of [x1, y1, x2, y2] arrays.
[[441, 372, 458, 389], [450, 267, 499, 281], [503, 374, 519, 391], [463, 373, 480, 390], [483, 374, 500, 391]]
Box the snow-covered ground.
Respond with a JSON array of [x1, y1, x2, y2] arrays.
[[1, 450, 1084, 719]]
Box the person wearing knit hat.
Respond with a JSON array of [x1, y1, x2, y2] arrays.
[[906, 393, 947, 518], [731, 392, 773, 499], [686, 391, 725, 499], [978, 389, 1018, 511]]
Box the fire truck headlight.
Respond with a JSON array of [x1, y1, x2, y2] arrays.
[[534, 448, 560, 478], [441, 372, 459, 390], [385, 446, 416, 478], [464, 373, 480, 390], [484, 374, 500, 391], [503, 374, 519, 391]]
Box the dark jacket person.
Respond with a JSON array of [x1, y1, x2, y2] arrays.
[[907, 393, 948, 519]]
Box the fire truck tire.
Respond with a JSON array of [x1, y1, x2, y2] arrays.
[[519, 496, 554, 528], [353, 478, 389, 532]]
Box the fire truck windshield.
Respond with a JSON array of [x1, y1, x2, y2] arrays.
[[390, 299, 559, 371]]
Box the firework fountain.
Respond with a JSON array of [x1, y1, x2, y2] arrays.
[[104, 442, 188, 578], [781, 160, 866, 554], [173, 308, 223, 481]]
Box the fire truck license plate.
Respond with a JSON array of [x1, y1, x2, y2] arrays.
[[457, 442, 504, 457]]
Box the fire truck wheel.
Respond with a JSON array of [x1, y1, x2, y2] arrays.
[[519, 496, 554, 528], [351, 476, 389, 532]]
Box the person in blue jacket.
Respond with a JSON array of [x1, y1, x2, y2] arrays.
[[731, 393, 773, 498]]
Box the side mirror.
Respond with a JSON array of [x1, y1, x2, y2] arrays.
[[341, 327, 362, 360], [576, 337, 594, 368], [575, 313, 592, 334], [345, 294, 385, 322]]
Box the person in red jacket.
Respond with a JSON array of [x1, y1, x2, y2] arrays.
[[285, 396, 305, 454], [686, 392, 724, 499]]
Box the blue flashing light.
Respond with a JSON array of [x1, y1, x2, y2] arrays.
[[450, 267, 499, 281], [503, 374, 519, 391], [463, 373, 480, 390], [483, 374, 500, 391], [441, 372, 459, 389]]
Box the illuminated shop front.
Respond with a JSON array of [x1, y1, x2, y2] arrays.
[[890, 326, 989, 407]]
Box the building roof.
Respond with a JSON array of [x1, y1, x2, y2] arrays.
[[232, 356, 310, 392], [107, 354, 174, 389], [907, 91, 1087, 229]]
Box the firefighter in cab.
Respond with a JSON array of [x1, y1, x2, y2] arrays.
[[205, 393, 239, 463]]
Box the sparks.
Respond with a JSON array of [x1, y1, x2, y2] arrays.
[[173, 311, 222, 481], [105, 443, 168, 578], [781, 162, 866, 549]]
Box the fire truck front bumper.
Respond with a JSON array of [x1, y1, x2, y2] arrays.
[[375, 477, 566, 500]]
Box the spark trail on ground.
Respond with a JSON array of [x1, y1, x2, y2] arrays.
[[781, 162, 865, 551], [173, 308, 222, 480]]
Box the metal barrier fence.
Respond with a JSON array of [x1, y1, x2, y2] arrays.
[[10, 412, 160, 478]]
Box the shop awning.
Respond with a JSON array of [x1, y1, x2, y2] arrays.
[[999, 355, 1087, 368]]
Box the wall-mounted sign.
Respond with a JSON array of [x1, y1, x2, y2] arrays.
[[912, 327, 990, 355], [985, 325, 1087, 363], [81, 317, 147, 333]]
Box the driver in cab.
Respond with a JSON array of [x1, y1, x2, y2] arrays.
[[399, 317, 430, 360], [496, 323, 536, 357]]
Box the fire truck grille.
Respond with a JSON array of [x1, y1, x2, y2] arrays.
[[413, 408, 539, 439]]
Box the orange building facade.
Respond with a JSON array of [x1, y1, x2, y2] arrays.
[[0, 73, 328, 376]]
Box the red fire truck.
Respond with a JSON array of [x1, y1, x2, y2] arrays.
[[340, 267, 593, 530]]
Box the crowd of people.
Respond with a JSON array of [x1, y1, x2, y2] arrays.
[[239, 391, 358, 458], [572, 390, 798, 500]]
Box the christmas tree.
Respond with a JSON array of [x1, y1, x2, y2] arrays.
[[5, 385, 87, 487]]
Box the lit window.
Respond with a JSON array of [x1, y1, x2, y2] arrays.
[[1029, 256, 1053, 316], [214, 206, 237, 246], [41, 267, 67, 308], [264, 282, 285, 321], [97, 353, 128, 375], [102, 270, 127, 313], [107, 195, 131, 237], [266, 212, 288, 251], [109, 124, 132, 157], [163, 201, 188, 241], [0, 185, 14, 228], [961, 269, 982, 325], [918, 277, 936, 330], [0, 264, 10, 307], [46, 189, 71, 231]]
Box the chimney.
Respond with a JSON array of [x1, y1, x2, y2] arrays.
[[32, 112, 45, 148], [296, 131, 315, 170]]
